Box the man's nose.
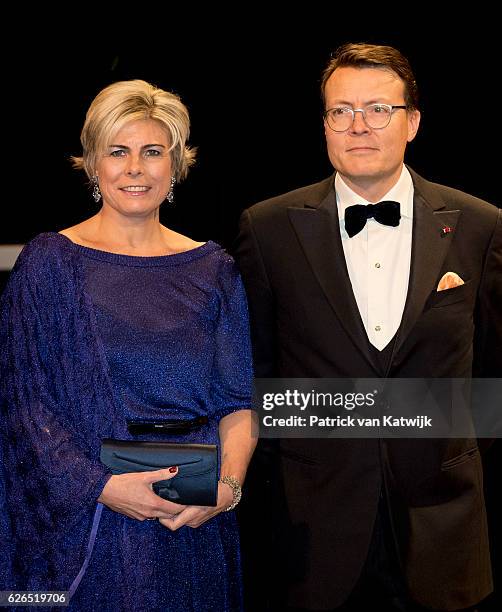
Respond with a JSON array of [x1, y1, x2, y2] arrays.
[[349, 109, 370, 134]]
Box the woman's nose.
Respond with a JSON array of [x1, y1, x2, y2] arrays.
[[125, 155, 144, 176]]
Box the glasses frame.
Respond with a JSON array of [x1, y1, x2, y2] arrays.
[[323, 103, 408, 132]]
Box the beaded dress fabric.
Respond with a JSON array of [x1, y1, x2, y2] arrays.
[[0, 233, 252, 611]]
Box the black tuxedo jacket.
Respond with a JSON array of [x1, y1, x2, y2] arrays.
[[235, 168, 502, 610]]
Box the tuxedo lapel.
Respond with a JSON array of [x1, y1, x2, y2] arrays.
[[287, 186, 379, 373], [285, 170, 461, 374], [391, 171, 462, 361]]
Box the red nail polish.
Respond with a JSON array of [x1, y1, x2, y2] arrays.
[[169, 466, 177, 473]]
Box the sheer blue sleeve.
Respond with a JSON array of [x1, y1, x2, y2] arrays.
[[210, 256, 253, 420], [0, 236, 113, 589]]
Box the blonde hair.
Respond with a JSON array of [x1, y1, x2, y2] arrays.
[[71, 79, 196, 181]]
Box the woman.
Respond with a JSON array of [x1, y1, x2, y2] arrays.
[[0, 80, 256, 611]]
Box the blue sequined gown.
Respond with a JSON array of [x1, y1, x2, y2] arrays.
[[0, 233, 253, 612]]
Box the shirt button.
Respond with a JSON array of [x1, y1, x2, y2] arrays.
[[375, 325, 381, 332], [375, 262, 381, 268]]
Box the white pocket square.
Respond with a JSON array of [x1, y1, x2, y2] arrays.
[[437, 272, 465, 291]]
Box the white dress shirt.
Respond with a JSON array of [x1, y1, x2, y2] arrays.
[[336, 166, 414, 351]]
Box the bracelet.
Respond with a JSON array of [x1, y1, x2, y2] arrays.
[[220, 476, 242, 511]]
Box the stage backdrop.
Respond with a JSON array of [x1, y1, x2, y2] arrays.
[[1, 22, 500, 611]]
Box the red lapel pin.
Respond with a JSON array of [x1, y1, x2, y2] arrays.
[[441, 226, 452, 237]]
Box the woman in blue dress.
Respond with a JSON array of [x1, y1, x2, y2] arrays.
[[0, 79, 256, 611]]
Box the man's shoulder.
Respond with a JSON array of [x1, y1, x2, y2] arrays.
[[411, 168, 499, 220], [244, 175, 334, 220]]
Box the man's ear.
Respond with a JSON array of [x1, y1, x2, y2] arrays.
[[407, 109, 421, 143]]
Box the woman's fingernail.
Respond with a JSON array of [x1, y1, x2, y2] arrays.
[[169, 466, 178, 473]]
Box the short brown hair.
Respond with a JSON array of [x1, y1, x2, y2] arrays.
[[71, 79, 196, 181], [321, 43, 419, 110]]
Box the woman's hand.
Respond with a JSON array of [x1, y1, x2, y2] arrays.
[[98, 467, 186, 520], [159, 480, 234, 530], [159, 409, 257, 530]]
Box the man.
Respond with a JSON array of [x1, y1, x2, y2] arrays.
[[235, 43, 502, 611]]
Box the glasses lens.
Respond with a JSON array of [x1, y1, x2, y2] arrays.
[[326, 107, 353, 132], [364, 104, 392, 129]]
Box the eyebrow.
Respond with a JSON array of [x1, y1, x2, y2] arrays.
[[328, 98, 394, 107], [108, 143, 167, 149]]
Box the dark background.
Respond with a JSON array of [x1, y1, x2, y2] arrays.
[[1, 20, 500, 248], [1, 17, 500, 610]]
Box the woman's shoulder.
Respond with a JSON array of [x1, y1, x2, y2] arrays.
[[195, 239, 235, 270], [2, 233, 78, 307], [199, 244, 246, 298], [165, 229, 204, 253], [21, 231, 71, 255], [160, 226, 235, 270], [13, 232, 74, 277]]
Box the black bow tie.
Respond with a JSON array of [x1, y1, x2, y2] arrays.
[[344, 201, 401, 238]]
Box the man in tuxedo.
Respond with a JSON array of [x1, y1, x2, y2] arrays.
[[235, 43, 502, 611]]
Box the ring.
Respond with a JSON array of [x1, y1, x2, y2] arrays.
[[145, 517, 157, 521]]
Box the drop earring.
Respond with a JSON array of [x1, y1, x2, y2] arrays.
[[166, 176, 176, 203], [92, 176, 102, 203]]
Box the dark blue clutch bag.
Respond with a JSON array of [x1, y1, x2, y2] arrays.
[[100, 439, 218, 506]]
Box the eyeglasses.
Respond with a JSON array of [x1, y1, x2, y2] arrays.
[[323, 103, 407, 132]]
